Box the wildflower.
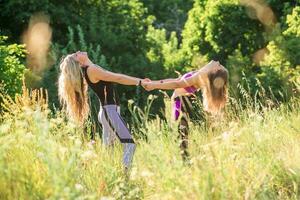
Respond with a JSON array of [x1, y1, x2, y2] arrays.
[[75, 183, 83, 191], [140, 169, 153, 178], [222, 131, 230, 140], [81, 150, 97, 161], [128, 99, 134, 105]]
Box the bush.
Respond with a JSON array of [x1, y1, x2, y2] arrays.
[[0, 36, 26, 99], [258, 6, 300, 98], [180, 0, 265, 65]]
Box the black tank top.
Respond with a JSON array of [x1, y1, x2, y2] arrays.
[[82, 66, 118, 106]]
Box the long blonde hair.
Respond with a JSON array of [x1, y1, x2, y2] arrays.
[[202, 67, 228, 114], [58, 54, 89, 123]]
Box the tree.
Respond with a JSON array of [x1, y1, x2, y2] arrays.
[[0, 36, 26, 98], [180, 0, 265, 65], [146, 26, 183, 75], [141, 0, 193, 36], [259, 6, 300, 96]]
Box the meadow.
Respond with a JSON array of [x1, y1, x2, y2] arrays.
[[0, 85, 299, 200], [1, 0, 300, 199]]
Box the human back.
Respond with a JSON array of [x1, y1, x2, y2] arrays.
[[81, 66, 118, 106]]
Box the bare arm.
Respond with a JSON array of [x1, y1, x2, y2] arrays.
[[143, 72, 200, 90], [150, 77, 180, 84], [88, 64, 141, 86], [147, 79, 193, 90], [75, 52, 144, 85]]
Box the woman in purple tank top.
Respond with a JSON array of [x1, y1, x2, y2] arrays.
[[142, 60, 229, 162]]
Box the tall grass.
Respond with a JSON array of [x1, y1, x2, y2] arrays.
[[0, 84, 299, 199]]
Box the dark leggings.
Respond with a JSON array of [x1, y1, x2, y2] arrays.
[[175, 95, 194, 162], [176, 94, 205, 162], [178, 114, 189, 161]]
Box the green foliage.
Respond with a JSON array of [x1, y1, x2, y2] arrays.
[[258, 6, 300, 98], [0, 36, 26, 98], [179, 0, 208, 66], [181, 0, 265, 64], [0, 0, 85, 43], [259, 39, 300, 98], [146, 26, 183, 74], [1, 0, 300, 115], [265, 0, 299, 24], [78, 0, 153, 74], [282, 6, 300, 67], [284, 6, 300, 37], [226, 48, 255, 96], [141, 0, 193, 35], [0, 0, 153, 75], [128, 94, 157, 140], [261, 40, 290, 76]]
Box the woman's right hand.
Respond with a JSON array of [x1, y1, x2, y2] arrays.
[[142, 81, 155, 91]]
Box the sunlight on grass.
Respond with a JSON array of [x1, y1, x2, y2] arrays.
[[0, 87, 299, 199]]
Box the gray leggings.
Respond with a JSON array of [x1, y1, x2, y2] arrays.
[[98, 105, 136, 168]]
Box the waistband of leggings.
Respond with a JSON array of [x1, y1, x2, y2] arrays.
[[100, 105, 118, 113], [101, 104, 118, 108]]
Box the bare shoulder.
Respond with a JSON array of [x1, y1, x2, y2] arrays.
[[86, 65, 105, 83], [192, 70, 205, 88]]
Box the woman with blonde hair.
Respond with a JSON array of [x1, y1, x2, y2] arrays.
[[142, 60, 228, 161], [58, 51, 147, 170]]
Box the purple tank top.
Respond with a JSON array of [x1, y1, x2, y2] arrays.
[[182, 72, 197, 93], [173, 71, 197, 120]]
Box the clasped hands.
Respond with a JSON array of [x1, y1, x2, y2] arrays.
[[141, 78, 156, 91]]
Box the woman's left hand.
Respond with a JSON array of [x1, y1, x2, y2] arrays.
[[142, 81, 156, 91]]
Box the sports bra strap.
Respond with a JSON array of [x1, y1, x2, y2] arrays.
[[82, 66, 92, 84]]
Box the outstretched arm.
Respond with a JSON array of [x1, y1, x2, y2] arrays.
[[150, 77, 180, 84], [142, 60, 221, 91], [75, 52, 144, 85], [143, 72, 200, 90], [89, 64, 142, 85]]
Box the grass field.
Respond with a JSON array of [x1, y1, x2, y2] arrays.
[[0, 88, 299, 200]]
